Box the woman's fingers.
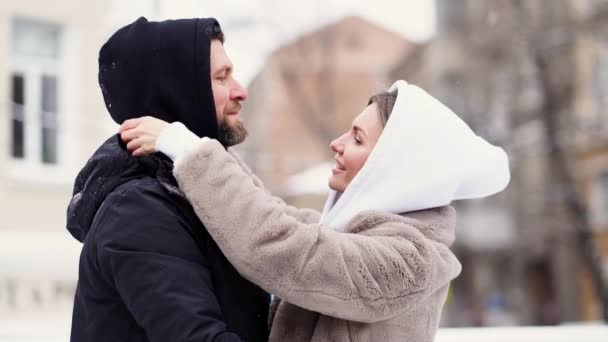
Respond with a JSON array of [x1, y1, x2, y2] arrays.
[[120, 128, 139, 143], [126, 136, 156, 156], [117, 116, 169, 156], [126, 137, 143, 152], [132, 147, 147, 157], [119, 118, 143, 132]]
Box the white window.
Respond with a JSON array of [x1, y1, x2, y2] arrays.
[[590, 171, 608, 229], [8, 18, 75, 185], [591, 43, 608, 130]]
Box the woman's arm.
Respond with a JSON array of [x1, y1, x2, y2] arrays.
[[173, 139, 461, 323], [151, 121, 321, 224], [226, 149, 321, 224], [119, 118, 461, 322]]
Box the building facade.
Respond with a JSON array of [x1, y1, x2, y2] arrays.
[[0, 0, 200, 324], [0, 0, 109, 321], [393, 0, 608, 325], [238, 16, 414, 208]]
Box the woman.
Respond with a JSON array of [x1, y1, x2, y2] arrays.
[[120, 80, 510, 341]]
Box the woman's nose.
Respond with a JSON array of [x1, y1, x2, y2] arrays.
[[330, 137, 344, 154]]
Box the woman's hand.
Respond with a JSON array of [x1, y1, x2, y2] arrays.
[[119, 116, 169, 156]]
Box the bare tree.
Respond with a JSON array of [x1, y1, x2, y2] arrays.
[[532, 31, 608, 323]]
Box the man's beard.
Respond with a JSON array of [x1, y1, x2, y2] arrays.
[[217, 116, 248, 147]]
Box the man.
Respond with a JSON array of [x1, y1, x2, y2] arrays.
[[67, 17, 269, 342]]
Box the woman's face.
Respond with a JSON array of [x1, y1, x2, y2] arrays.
[[329, 103, 384, 192]]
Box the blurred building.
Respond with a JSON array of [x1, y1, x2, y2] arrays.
[[0, 0, 109, 320], [238, 16, 414, 208], [0, 0, 195, 324], [393, 0, 608, 325], [571, 0, 608, 322]]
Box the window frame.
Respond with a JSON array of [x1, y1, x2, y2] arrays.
[[591, 42, 608, 129], [590, 170, 608, 230], [6, 18, 78, 188]]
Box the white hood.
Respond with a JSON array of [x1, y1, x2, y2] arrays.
[[320, 80, 510, 231]]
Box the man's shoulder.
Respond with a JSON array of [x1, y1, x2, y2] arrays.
[[95, 177, 193, 234], [108, 177, 171, 201], [103, 176, 192, 215], [90, 177, 207, 259]]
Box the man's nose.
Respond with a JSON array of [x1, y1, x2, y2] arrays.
[[230, 80, 248, 102]]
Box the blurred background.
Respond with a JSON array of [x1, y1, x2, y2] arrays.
[[1, 0, 607, 339]]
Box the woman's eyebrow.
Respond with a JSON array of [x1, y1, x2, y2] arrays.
[[353, 125, 367, 138]]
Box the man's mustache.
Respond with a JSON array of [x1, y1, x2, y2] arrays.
[[226, 103, 242, 114]]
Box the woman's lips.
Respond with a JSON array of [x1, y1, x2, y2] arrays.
[[332, 160, 346, 174]]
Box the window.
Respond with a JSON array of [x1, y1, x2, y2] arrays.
[[11, 74, 25, 159], [41, 75, 58, 164], [9, 18, 62, 167], [590, 172, 608, 229], [12, 19, 60, 59], [592, 44, 608, 128], [584, 0, 608, 16]]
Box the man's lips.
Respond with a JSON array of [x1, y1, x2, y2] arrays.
[[226, 104, 242, 116]]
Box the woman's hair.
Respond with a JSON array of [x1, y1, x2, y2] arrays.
[[368, 90, 398, 128]]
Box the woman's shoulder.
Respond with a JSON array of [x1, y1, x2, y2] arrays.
[[343, 206, 456, 245]]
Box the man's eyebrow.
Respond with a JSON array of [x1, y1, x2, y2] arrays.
[[214, 65, 233, 76], [353, 125, 367, 138]]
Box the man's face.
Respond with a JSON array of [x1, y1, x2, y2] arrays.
[[210, 40, 248, 146]]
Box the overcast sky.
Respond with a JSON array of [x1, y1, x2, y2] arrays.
[[109, 0, 436, 84]]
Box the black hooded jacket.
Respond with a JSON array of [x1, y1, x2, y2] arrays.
[[67, 17, 269, 342]]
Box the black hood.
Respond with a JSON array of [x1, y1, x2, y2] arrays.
[[98, 16, 221, 139], [66, 135, 176, 242], [68, 17, 221, 241]]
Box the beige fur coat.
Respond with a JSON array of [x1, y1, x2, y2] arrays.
[[172, 140, 462, 342]]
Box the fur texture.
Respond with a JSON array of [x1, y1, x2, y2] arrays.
[[173, 140, 462, 341]]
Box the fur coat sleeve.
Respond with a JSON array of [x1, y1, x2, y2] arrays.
[[227, 149, 321, 224], [173, 140, 461, 323]]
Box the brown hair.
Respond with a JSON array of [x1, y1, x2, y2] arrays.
[[212, 23, 225, 43], [368, 90, 398, 128]]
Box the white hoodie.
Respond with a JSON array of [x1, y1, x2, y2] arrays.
[[319, 80, 510, 231], [157, 80, 510, 232]]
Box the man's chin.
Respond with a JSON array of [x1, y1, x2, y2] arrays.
[[218, 119, 248, 147]]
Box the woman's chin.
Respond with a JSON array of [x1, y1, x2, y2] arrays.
[[328, 178, 345, 192]]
